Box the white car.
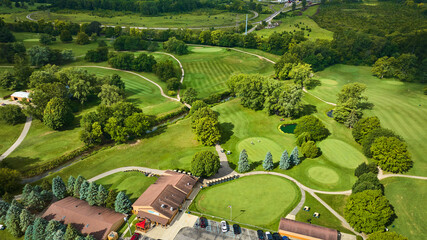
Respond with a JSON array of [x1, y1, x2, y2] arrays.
[[221, 220, 228, 232], [0, 225, 5, 230]]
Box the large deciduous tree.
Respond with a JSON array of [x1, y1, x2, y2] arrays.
[[370, 137, 412, 173], [0, 105, 26, 125], [352, 172, 383, 194], [0, 168, 21, 196], [98, 84, 123, 106], [163, 37, 189, 55], [294, 115, 330, 141], [352, 116, 381, 144], [344, 190, 393, 233], [191, 151, 220, 177], [301, 141, 320, 158], [43, 97, 74, 130], [367, 231, 408, 240]]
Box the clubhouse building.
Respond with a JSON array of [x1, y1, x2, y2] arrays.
[[278, 218, 340, 240], [132, 170, 198, 226], [42, 197, 124, 240]]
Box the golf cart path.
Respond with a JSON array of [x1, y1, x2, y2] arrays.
[[0, 116, 32, 162], [378, 168, 427, 180]]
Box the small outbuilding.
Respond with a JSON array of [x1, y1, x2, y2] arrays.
[[10, 91, 31, 102], [278, 218, 340, 240]]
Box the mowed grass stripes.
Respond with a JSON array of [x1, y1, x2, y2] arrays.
[[180, 46, 275, 98], [310, 65, 427, 176]]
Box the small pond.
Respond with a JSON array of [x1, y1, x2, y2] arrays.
[[280, 124, 297, 134]]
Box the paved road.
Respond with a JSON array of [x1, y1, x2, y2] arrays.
[[0, 116, 32, 162]]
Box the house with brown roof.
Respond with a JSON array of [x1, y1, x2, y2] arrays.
[[42, 197, 125, 240], [132, 170, 198, 226], [278, 218, 340, 240]]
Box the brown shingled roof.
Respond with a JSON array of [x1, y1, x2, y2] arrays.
[[132, 171, 197, 223], [279, 218, 339, 240], [42, 197, 124, 240]]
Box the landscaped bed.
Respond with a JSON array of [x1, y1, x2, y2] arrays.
[[189, 174, 301, 230]]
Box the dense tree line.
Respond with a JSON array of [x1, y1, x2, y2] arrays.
[[227, 74, 304, 118], [6, 19, 80, 36]]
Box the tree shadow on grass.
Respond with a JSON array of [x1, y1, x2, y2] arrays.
[[297, 104, 317, 118], [1, 156, 42, 171], [250, 160, 263, 171], [220, 122, 234, 144], [359, 102, 375, 110]]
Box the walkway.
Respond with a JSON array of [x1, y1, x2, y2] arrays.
[[0, 116, 32, 162], [377, 168, 427, 180], [87, 166, 165, 182]]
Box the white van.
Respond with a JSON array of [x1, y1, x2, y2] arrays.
[[221, 221, 228, 232]]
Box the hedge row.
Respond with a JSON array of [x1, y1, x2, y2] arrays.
[[21, 145, 90, 178], [155, 106, 189, 124]]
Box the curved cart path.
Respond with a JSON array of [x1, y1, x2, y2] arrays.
[[0, 116, 32, 162], [378, 168, 427, 180]]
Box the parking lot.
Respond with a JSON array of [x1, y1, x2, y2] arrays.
[[192, 218, 261, 240]]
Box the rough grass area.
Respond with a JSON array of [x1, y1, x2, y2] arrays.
[[95, 171, 157, 202], [190, 175, 301, 230], [296, 193, 353, 235], [40, 118, 213, 182], [4, 9, 254, 28], [82, 68, 182, 116], [181, 46, 274, 98], [310, 65, 427, 176], [256, 5, 333, 41], [214, 98, 358, 191], [316, 193, 348, 217], [0, 121, 25, 155], [382, 178, 427, 240]]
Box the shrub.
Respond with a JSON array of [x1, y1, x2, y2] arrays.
[[76, 32, 90, 45], [352, 116, 381, 144], [352, 172, 383, 194], [294, 115, 330, 141], [354, 162, 378, 177], [0, 105, 26, 125], [301, 141, 320, 158], [361, 128, 402, 158]]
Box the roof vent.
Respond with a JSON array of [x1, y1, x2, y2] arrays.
[[161, 204, 165, 208], [170, 207, 174, 211], [98, 212, 102, 215], [187, 183, 190, 185], [86, 224, 89, 228]]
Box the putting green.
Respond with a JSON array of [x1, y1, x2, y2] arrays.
[[307, 166, 339, 185], [191, 46, 223, 53], [318, 139, 366, 169], [191, 174, 300, 229], [237, 137, 284, 162]]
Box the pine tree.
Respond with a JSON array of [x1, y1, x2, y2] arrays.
[[19, 209, 34, 233], [75, 236, 85, 240], [238, 149, 250, 173], [85, 235, 97, 240], [114, 191, 132, 214], [45, 220, 62, 238], [73, 175, 85, 197], [32, 217, 48, 240], [290, 147, 300, 165], [52, 176, 67, 199], [40, 190, 53, 203], [96, 184, 108, 206], [24, 224, 33, 240], [105, 190, 117, 209], [279, 150, 291, 170], [67, 176, 76, 195], [263, 152, 274, 171], [21, 184, 33, 204], [27, 190, 44, 211], [0, 200, 10, 223], [86, 182, 98, 206], [52, 229, 65, 240], [64, 224, 79, 240], [79, 181, 89, 201], [6, 202, 22, 237], [41, 180, 52, 191]]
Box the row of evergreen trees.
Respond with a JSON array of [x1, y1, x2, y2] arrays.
[[52, 175, 133, 214], [238, 147, 300, 173]]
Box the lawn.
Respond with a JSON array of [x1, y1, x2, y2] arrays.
[[5, 9, 253, 28], [180, 46, 275, 98], [382, 177, 427, 240], [95, 171, 157, 202], [296, 193, 353, 235], [214, 98, 358, 191], [82, 68, 183, 116], [309, 65, 427, 176], [189, 175, 301, 230], [39, 118, 213, 182], [316, 194, 348, 217], [0, 121, 25, 155], [256, 5, 334, 41], [0, 87, 13, 98]]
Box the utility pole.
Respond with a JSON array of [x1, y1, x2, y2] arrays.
[[124, 216, 132, 236], [245, 14, 248, 35]]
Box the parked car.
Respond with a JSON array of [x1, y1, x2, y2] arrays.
[[282, 236, 290, 240], [199, 217, 208, 228], [130, 233, 140, 240], [266, 231, 273, 240], [257, 230, 265, 240], [0, 225, 5, 230], [221, 220, 228, 232], [232, 224, 241, 234], [272, 232, 281, 240]]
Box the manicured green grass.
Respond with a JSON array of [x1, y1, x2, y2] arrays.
[[234, 47, 282, 63], [180, 46, 274, 98], [296, 193, 353, 234], [0, 121, 25, 155], [0, 87, 13, 98], [8, 9, 253, 28], [256, 5, 334, 40], [95, 171, 157, 202], [82, 68, 182, 116], [318, 139, 366, 169], [316, 193, 348, 217], [190, 175, 301, 230], [310, 65, 427, 176], [117, 214, 137, 238], [382, 178, 427, 240], [214, 98, 358, 191], [3, 119, 84, 172], [40, 118, 213, 182]]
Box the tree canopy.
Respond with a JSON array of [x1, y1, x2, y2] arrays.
[[294, 115, 330, 141], [371, 137, 412, 173], [191, 151, 220, 177]]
